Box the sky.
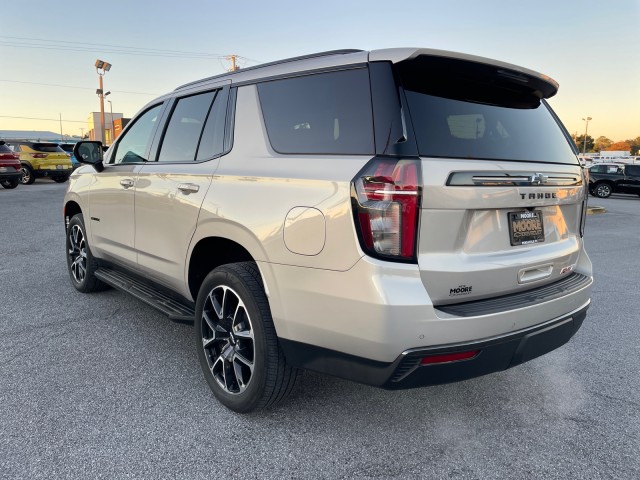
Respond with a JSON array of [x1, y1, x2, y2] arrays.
[[1, 0, 638, 142]]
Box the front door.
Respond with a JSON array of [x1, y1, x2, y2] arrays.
[[87, 103, 165, 267]]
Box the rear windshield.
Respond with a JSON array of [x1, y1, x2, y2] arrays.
[[398, 57, 578, 165], [405, 92, 577, 164], [59, 144, 75, 153], [32, 143, 65, 153], [0, 144, 12, 153]]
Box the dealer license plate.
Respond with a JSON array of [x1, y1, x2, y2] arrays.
[[508, 210, 545, 246]]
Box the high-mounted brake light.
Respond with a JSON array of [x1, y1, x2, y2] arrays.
[[351, 157, 422, 262]]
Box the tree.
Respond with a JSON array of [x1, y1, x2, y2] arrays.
[[593, 136, 613, 152], [574, 134, 594, 153], [605, 141, 631, 152], [626, 137, 640, 155]]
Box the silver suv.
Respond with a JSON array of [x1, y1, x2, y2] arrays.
[[65, 48, 593, 412]]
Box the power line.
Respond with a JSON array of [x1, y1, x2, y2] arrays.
[[0, 35, 228, 58], [0, 79, 158, 96], [0, 115, 86, 124]]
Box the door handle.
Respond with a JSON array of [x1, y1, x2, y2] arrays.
[[178, 183, 200, 194], [120, 179, 134, 189]]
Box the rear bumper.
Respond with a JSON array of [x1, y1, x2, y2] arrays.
[[0, 171, 22, 181], [280, 302, 589, 389], [33, 168, 72, 178]]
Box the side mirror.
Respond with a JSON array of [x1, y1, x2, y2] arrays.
[[73, 141, 105, 172]]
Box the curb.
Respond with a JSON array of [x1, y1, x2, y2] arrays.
[[587, 206, 606, 215]]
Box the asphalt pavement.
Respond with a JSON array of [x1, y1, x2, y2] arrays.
[[1, 182, 638, 479]]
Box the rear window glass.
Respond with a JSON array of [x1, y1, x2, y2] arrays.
[[32, 143, 65, 153], [0, 144, 12, 153], [405, 91, 577, 164], [257, 68, 374, 155]]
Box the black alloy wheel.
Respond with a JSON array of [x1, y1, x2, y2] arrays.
[[65, 214, 107, 293], [195, 262, 297, 413]]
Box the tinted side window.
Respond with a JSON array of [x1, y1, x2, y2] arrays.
[[625, 165, 640, 176], [158, 91, 215, 162], [196, 88, 229, 161], [590, 165, 605, 173], [112, 104, 163, 164], [257, 68, 374, 155]]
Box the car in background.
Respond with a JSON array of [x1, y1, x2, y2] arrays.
[[0, 141, 22, 189], [588, 163, 640, 198], [9, 141, 73, 184], [58, 143, 79, 169]]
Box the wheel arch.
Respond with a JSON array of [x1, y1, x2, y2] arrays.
[[187, 236, 258, 300], [64, 200, 82, 229]]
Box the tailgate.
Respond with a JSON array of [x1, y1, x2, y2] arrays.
[[417, 160, 585, 304]]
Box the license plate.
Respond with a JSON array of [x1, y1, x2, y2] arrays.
[[508, 210, 545, 246]]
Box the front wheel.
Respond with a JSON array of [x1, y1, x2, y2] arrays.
[[195, 262, 298, 413], [1, 179, 19, 189], [594, 183, 612, 198], [66, 214, 108, 293], [52, 176, 68, 183]]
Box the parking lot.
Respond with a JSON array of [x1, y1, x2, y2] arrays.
[[1, 182, 638, 479]]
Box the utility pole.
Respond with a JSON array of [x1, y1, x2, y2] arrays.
[[59, 113, 64, 141], [226, 55, 240, 72]]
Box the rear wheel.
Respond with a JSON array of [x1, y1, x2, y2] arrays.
[[195, 262, 297, 413], [594, 182, 612, 198], [1, 179, 19, 189], [52, 176, 68, 183], [20, 165, 35, 185], [66, 214, 107, 293]]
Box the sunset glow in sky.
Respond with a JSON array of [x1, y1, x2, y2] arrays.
[[1, 0, 638, 142]]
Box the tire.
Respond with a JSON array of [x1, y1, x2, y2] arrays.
[[594, 182, 612, 198], [65, 214, 108, 293], [20, 165, 35, 185], [52, 176, 68, 183], [195, 262, 298, 413], [0, 178, 19, 189]]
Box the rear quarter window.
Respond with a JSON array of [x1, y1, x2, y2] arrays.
[[257, 68, 374, 155]]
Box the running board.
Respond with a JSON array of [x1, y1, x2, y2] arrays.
[[94, 267, 195, 325]]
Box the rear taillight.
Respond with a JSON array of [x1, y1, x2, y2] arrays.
[[31, 153, 47, 158], [351, 157, 422, 262]]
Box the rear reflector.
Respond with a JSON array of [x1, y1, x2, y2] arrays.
[[420, 350, 480, 365]]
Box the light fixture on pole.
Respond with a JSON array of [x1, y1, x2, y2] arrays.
[[95, 59, 112, 143], [582, 117, 592, 154]]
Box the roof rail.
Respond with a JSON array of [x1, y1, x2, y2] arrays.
[[175, 49, 363, 91]]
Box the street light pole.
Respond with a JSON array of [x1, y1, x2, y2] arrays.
[[107, 99, 114, 144], [582, 116, 592, 154], [95, 59, 112, 144]]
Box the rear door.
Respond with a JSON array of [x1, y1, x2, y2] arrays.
[[394, 55, 586, 305], [620, 164, 640, 194], [134, 84, 231, 293]]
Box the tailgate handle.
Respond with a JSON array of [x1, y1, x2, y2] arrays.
[[518, 264, 553, 284]]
